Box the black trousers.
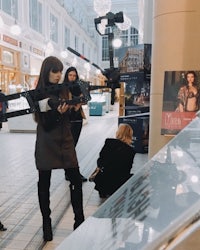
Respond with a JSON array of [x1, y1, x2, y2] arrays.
[[70, 120, 83, 147]]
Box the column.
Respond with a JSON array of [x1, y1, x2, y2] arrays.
[[149, 0, 200, 157]]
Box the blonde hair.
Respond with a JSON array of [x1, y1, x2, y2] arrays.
[[116, 123, 133, 145]]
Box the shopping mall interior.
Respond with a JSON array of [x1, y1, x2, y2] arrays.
[[1, 0, 200, 249]]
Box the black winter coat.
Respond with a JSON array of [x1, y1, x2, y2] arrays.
[[94, 138, 135, 195], [35, 99, 78, 171]]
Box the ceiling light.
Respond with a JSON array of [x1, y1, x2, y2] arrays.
[[45, 41, 54, 55], [93, 0, 111, 16], [112, 38, 122, 48], [60, 50, 68, 58], [10, 23, 21, 36]]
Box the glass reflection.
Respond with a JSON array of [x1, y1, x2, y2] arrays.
[[57, 117, 200, 250]]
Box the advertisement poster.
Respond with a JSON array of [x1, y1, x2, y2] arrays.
[[116, 44, 151, 116], [161, 70, 200, 135], [116, 44, 151, 152]]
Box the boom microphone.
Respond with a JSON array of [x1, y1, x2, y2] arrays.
[[67, 47, 104, 74], [66, 47, 121, 105], [67, 47, 90, 63]]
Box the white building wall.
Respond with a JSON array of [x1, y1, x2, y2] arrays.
[[0, 0, 100, 87], [0, 0, 150, 88]]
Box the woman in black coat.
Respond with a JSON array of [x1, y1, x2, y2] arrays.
[[34, 56, 84, 241], [63, 66, 87, 182], [93, 123, 135, 198]]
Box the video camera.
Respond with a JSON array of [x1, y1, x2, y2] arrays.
[[0, 80, 92, 122], [66, 47, 121, 105]]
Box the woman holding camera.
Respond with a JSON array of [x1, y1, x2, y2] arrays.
[[34, 56, 84, 241]]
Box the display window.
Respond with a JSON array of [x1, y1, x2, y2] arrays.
[[2, 50, 14, 66], [0, 46, 20, 94]]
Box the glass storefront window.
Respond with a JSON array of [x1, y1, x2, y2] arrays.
[[2, 50, 14, 65]]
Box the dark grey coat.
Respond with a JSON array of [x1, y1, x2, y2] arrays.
[[35, 109, 78, 171]]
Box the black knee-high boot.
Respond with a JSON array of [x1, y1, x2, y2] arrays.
[[38, 181, 53, 241], [70, 183, 85, 230]]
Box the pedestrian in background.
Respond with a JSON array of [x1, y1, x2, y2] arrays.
[[63, 66, 87, 182]]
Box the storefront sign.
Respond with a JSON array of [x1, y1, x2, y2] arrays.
[[32, 47, 43, 56], [3, 35, 18, 47], [2, 50, 14, 65]]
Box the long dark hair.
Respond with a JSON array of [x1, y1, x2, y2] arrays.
[[63, 66, 79, 83], [185, 71, 197, 86], [36, 56, 63, 89], [34, 56, 66, 124]]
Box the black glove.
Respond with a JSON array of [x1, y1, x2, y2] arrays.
[[69, 82, 82, 96], [48, 97, 61, 110]]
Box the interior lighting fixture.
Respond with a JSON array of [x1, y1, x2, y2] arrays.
[[72, 57, 77, 66], [93, 0, 111, 16], [191, 175, 199, 183], [96, 69, 101, 75], [84, 62, 91, 71], [45, 41, 54, 56], [60, 50, 68, 59], [10, 22, 21, 36], [112, 38, 122, 48]]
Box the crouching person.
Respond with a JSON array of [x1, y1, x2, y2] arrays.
[[91, 123, 135, 198]]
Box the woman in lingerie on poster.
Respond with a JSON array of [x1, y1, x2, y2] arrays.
[[176, 71, 199, 112]]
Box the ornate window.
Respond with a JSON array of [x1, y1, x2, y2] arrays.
[[75, 35, 79, 51], [50, 13, 58, 43], [130, 27, 138, 46], [64, 26, 70, 49], [0, 0, 18, 19], [102, 26, 139, 61], [29, 0, 42, 34]]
